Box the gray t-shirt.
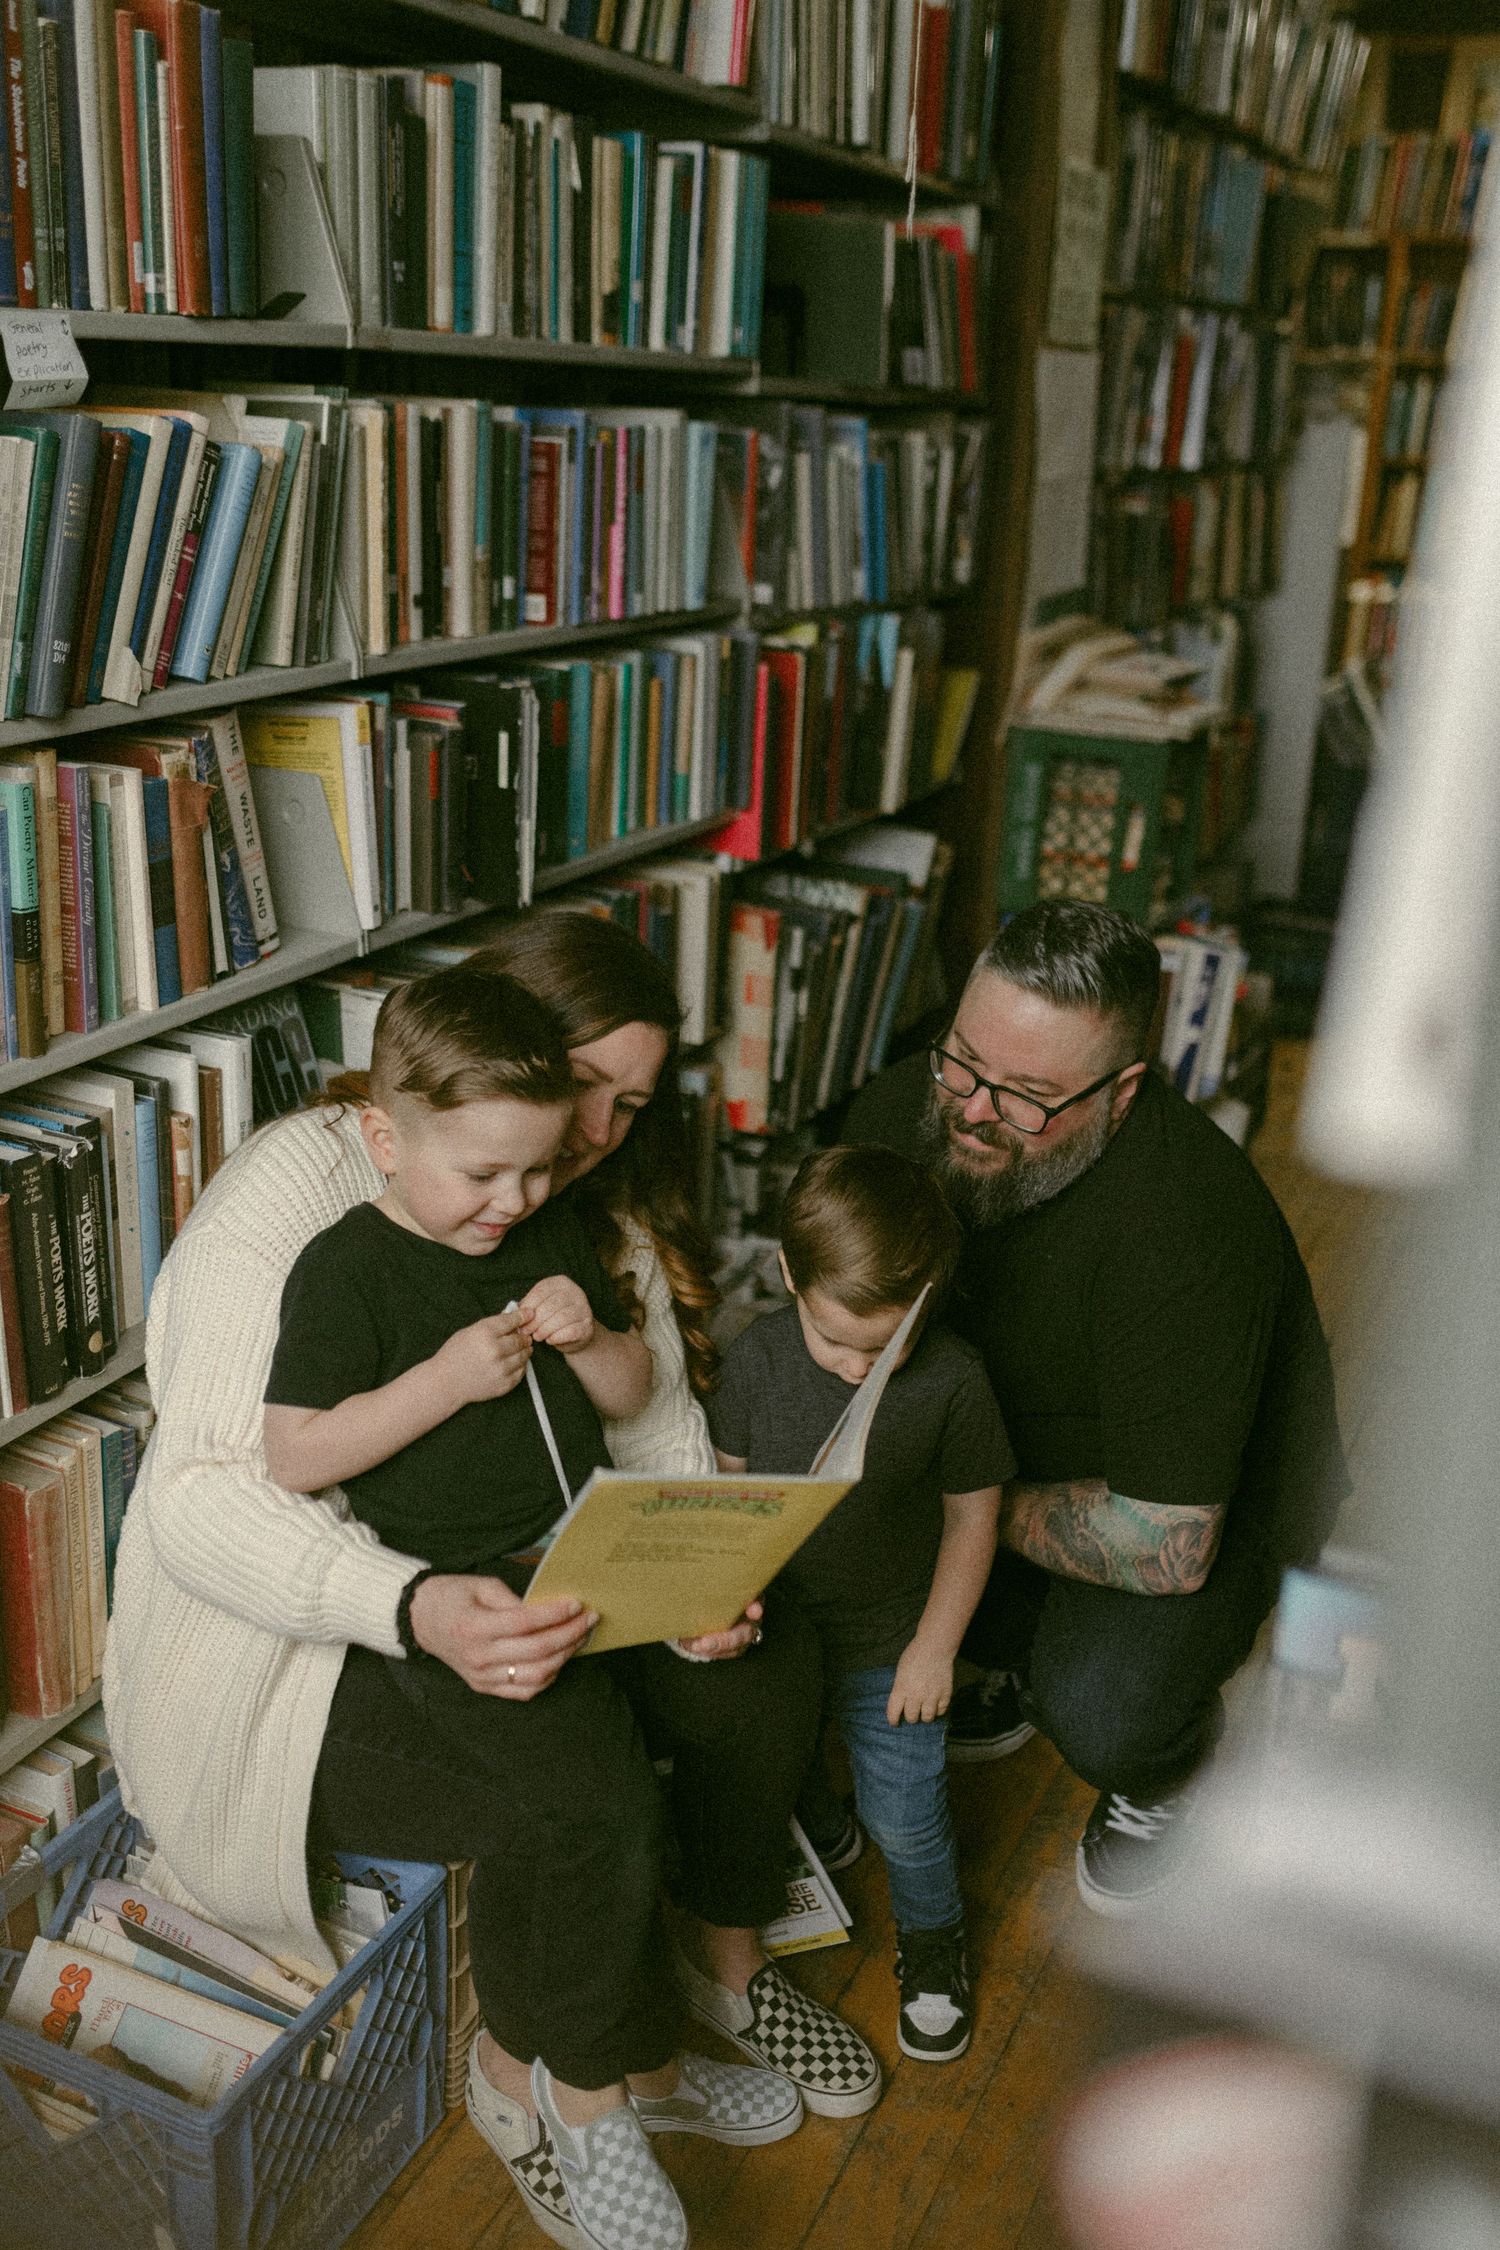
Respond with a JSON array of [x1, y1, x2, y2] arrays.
[[709, 1303, 1016, 1669]]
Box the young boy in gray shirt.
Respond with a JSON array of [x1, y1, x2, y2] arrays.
[[709, 1145, 1014, 2062]]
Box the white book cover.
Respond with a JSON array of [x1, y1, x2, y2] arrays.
[[82, 1880, 320, 2010], [88, 413, 173, 704], [207, 712, 278, 954], [7, 1937, 283, 2108], [352, 70, 384, 326], [89, 764, 157, 1014], [761, 1817, 852, 1957], [71, 0, 107, 308], [249, 425, 312, 671], [160, 1028, 255, 1154], [444, 403, 476, 641], [108, 1043, 202, 1197], [45, 1070, 144, 1328], [90, 0, 127, 310], [67, 1915, 299, 2029], [425, 75, 455, 333]]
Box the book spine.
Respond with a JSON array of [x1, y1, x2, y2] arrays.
[[163, 768, 209, 991], [19, 0, 52, 305], [3, 0, 36, 301], [218, 28, 250, 315], [164, 0, 206, 312], [0, 1192, 30, 1410], [196, 1, 222, 312], [10, 1148, 68, 1392], [131, 25, 159, 308], [168, 1106, 190, 1226], [89, 792, 119, 1018], [0, 780, 42, 1053], [139, 772, 180, 1001], [0, 800, 15, 1059], [151, 432, 215, 686], [26, 413, 99, 719], [0, 1476, 68, 1715], [65, 763, 96, 1022], [169, 437, 253, 681], [190, 730, 256, 970], [113, 4, 142, 309], [41, 3, 83, 306], [53, 759, 83, 1029], [87, 429, 145, 700], [67, 420, 125, 707]]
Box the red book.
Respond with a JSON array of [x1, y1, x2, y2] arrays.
[[53, 765, 86, 1032], [114, 9, 145, 312], [523, 435, 561, 627], [68, 428, 130, 709], [824, 623, 851, 827], [0, 1193, 30, 1415], [3, 0, 37, 306], [916, 0, 951, 177], [915, 218, 979, 390], [1168, 492, 1196, 608], [0, 1450, 72, 1720], [164, 0, 210, 315], [765, 643, 808, 852], [1163, 325, 1198, 469], [708, 656, 771, 859]]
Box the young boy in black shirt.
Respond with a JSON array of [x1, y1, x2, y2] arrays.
[[708, 1146, 1014, 2063]]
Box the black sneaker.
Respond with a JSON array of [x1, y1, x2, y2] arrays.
[[802, 1802, 865, 1873], [945, 1671, 1036, 1764], [1075, 1787, 1191, 1916], [895, 1923, 972, 2062]]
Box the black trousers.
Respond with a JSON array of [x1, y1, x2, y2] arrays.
[[306, 1614, 819, 2090], [963, 1532, 1281, 1799]]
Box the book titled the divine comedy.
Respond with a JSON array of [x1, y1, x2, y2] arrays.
[[524, 1288, 929, 1654]]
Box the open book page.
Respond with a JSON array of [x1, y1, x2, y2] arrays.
[[523, 1287, 931, 1654]]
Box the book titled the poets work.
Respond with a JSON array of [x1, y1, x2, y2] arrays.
[[524, 1286, 928, 1654]]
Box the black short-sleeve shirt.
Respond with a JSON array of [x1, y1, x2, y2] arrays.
[[708, 1304, 1015, 1669], [265, 1197, 631, 1569], [844, 1053, 1348, 1567]]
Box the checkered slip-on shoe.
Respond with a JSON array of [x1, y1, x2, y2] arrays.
[[532, 2059, 690, 2250], [674, 1951, 882, 2119], [631, 2048, 803, 2146], [464, 2036, 582, 2250]]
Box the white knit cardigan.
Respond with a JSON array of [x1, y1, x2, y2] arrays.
[[102, 1102, 715, 1980]]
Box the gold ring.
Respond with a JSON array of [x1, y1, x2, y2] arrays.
[[507, 1665, 517, 1683]]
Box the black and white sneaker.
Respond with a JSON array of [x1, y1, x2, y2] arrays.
[[673, 1950, 882, 2117], [944, 1671, 1036, 1764], [465, 2036, 581, 2249], [894, 1924, 972, 2063], [1076, 1787, 1192, 1916], [803, 1802, 865, 1873]]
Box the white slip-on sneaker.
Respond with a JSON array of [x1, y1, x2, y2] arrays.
[[464, 2034, 582, 2249], [630, 2048, 803, 2145], [531, 2057, 690, 2250]]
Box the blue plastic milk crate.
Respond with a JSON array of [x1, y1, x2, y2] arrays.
[[0, 1790, 447, 2250]]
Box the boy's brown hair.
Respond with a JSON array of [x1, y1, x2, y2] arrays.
[[369, 966, 575, 1114], [780, 1145, 962, 1314]]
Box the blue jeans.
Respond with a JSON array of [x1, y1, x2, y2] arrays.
[[829, 1664, 963, 1933]]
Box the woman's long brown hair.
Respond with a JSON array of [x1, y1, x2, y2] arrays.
[[324, 910, 719, 1392]]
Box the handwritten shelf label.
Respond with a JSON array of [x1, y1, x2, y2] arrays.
[[0, 311, 88, 412]]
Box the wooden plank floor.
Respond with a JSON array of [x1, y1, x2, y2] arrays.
[[349, 1041, 1400, 2250]]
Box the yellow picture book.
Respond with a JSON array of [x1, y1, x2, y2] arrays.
[[524, 1290, 928, 1653]]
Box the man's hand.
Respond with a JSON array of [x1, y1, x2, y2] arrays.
[[432, 1308, 532, 1408], [408, 1573, 596, 1698], [519, 1275, 596, 1355], [887, 1635, 954, 1725]]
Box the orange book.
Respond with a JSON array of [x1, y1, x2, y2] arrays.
[[165, 769, 213, 994], [169, 1110, 194, 1228], [113, 9, 146, 312]]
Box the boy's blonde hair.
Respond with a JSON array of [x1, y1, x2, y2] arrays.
[[780, 1145, 962, 1314], [369, 966, 575, 1115]]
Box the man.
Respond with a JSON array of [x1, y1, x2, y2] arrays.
[[845, 900, 1347, 1912]]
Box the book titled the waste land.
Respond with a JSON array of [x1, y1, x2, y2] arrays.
[[525, 1289, 929, 1654]]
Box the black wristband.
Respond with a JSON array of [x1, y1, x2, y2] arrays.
[[396, 1566, 439, 1658]]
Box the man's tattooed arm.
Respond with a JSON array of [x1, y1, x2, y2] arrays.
[[998, 1479, 1225, 1595]]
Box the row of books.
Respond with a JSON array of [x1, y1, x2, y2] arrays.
[[1332, 131, 1491, 241], [0, 1706, 111, 1944], [756, 0, 1000, 186], [761, 203, 982, 391], [728, 404, 985, 615], [1118, 0, 1368, 174], [0, 716, 280, 1068], [260, 66, 767, 354], [488, 0, 755, 87], [0, 984, 320, 1413], [1339, 570, 1401, 682], [718, 822, 951, 1135], [1111, 115, 1268, 306], [1381, 373, 1438, 462], [1370, 469, 1423, 567], [1393, 279, 1458, 359], [1097, 307, 1290, 477], [0, 1378, 151, 1723], [1091, 467, 1278, 629], [0, 0, 257, 315], [0, 391, 352, 730], [1304, 251, 1384, 351]]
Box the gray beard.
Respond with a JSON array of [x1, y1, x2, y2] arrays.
[[916, 1083, 1113, 1227]]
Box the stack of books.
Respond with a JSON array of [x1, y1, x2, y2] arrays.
[[718, 406, 987, 613], [1119, 0, 1368, 173], [1333, 130, 1491, 239], [0, 1377, 153, 1722], [0, 0, 257, 315], [762, 202, 982, 389], [1305, 251, 1385, 350], [1110, 116, 1268, 305], [0, 713, 280, 1062], [256, 65, 768, 352], [758, 0, 1002, 186], [1393, 278, 1459, 357], [1092, 467, 1273, 625], [1097, 308, 1290, 475]]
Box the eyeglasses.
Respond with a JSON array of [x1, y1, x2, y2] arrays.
[[928, 1047, 1136, 1136]]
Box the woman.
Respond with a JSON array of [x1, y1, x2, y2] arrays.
[[104, 912, 879, 2250]]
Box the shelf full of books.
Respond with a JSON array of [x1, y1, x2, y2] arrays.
[[1116, 1, 1369, 174]]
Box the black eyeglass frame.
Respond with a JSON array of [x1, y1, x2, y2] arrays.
[[928, 1046, 1139, 1135]]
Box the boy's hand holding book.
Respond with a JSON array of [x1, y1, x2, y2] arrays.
[[432, 1306, 533, 1406]]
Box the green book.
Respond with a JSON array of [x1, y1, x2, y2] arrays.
[[614, 653, 632, 838], [89, 796, 120, 1022], [221, 36, 257, 320], [0, 775, 44, 1055], [7, 423, 55, 720], [18, 0, 51, 310], [133, 26, 163, 314]]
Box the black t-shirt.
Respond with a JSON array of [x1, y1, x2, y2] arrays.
[[845, 1053, 1348, 1568], [265, 1197, 631, 1570], [708, 1303, 1016, 1669]]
